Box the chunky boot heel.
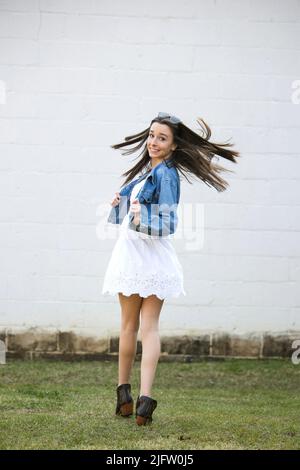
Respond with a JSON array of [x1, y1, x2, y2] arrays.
[[135, 395, 157, 425], [115, 383, 133, 417]]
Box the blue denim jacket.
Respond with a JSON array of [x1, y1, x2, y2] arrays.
[[107, 157, 180, 237]]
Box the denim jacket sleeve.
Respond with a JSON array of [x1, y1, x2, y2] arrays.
[[128, 172, 179, 237]]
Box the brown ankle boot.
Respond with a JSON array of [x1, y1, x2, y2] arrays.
[[115, 383, 133, 417], [135, 395, 157, 425]]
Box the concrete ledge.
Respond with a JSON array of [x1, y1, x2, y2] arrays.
[[1, 328, 299, 361]]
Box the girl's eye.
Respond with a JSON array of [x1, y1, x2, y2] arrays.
[[149, 134, 165, 141]]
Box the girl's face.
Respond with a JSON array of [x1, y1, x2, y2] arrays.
[[147, 122, 177, 162]]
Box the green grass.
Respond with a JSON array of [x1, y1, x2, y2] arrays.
[[0, 358, 299, 450]]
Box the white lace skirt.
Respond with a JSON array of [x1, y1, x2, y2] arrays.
[[102, 213, 186, 300]]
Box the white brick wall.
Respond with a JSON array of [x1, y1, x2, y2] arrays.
[[0, 0, 300, 339]]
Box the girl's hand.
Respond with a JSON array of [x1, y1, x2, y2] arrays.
[[110, 192, 120, 207], [130, 199, 141, 225]]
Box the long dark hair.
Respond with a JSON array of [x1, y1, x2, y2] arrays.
[[111, 115, 241, 192]]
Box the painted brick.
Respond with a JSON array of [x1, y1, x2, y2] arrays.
[[0, 0, 299, 341]]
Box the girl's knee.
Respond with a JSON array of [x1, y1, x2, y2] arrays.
[[121, 323, 140, 334]]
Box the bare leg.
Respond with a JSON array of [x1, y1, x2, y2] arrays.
[[139, 294, 164, 397], [118, 293, 143, 385]]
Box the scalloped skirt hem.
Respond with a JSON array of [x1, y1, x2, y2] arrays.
[[102, 287, 187, 301]]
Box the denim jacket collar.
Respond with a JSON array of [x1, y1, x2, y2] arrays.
[[145, 156, 174, 182]]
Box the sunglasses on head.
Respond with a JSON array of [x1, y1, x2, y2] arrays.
[[156, 112, 182, 124]]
